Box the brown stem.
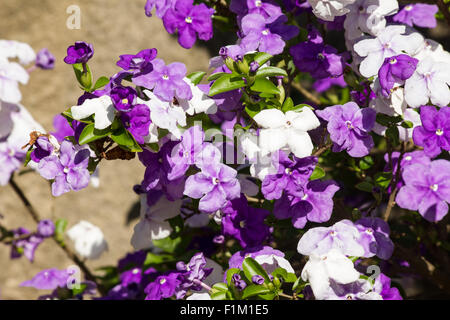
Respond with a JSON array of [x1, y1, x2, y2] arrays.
[[8, 176, 106, 296], [313, 143, 332, 157], [383, 187, 398, 221], [291, 82, 322, 106], [436, 0, 450, 27]]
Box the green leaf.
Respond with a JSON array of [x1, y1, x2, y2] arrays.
[[355, 181, 374, 193], [374, 172, 392, 189], [209, 74, 246, 96], [255, 66, 287, 78], [143, 252, 175, 265], [245, 104, 262, 118], [72, 283, 87, 296], [242, 284, 271, 299], [23, 147, 33, 167], [73, 63, 92, 91], [54, 219, 67, 243], [211, 291, 228, 300], [400, 120, 414, 129], [187, 71, 206, 85], [359, 156, 374, 170], [253, 52, 273, 66], [242, 257, 270, 283], [152, 236, 183, 254], [310, 166, 325, 180], [386, 125, 400, 146], [211, 282, 229, 292], [250, 78, 280, 95], [281, 97, 294, 112], [207, 72, 229, 82], [292, 277, 308, 293], [78, 123, 111, 145], [271, 268, 297, 283], [110, 126, 142, 152], [92, 76, 110, 91]]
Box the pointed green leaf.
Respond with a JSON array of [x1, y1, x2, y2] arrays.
[[187, 71, 206, 85], [250, 77, 280, 95], [209, 74, 246, 96]]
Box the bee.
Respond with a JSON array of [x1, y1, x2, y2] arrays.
[[21, 131, 50, 150]]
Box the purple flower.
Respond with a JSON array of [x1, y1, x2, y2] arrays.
[[145, 0, 174, 18], [37, 219, 55, 238], [373, 273, 403, 300], [10, 227, 43, 262], [230, 0, 283, 23], [162, 0, 214, 49], [199, 83, 243, 124], [396, 159, 450, 222], [184, 148, 241, 212], [413, 106, 450, 158], [0, 142, 26, 185], [350, 83, 376, 107], [378, 54, 418, 97], [274, 179, 339, 229], [355, 218, 394, 260], [262, 151, 317, 200], [316, 102, 376, 157], [116, 48, 157, 79], [393, 4, 438, 29], [240, 14, 299, 55], [118, 250, 148, 271], [120, 104, 151, 144], [145, 273, 181, 300], [134, 58, 191, 102], [35, 48, 55, 70], [384, 150, 430, 190], [110, 86, 137, 112], [139, 144, 185, 200], [228, 245, 285, 269], [313, 75, 347, 93], [167, 125, 206, 180], [30, 136, 54, 163], [221, 194, 271, 247], [63, 41, 94, 65], [51, 114, 75, 143], [120, 268, 143, 287], [175, 252, 213, 298], [232, 274, 247, 291], [21, 268, 70, 290], [38, 140, 91, 197], [290, 27, 345, 79], [252, 275, 265, 285]]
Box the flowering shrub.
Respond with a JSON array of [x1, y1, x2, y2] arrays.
[[1, 0, 450, 301]]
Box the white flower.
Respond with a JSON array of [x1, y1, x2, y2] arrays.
[[0, 40, 36, 65], [0, 101, 18, 139], [186, 293, 212, 300], [71, 95, 115, 130], [66, 220, 108, 260], [353, 25, 423, 78], [130, 193, 182, 250], [413, 39, 450, 65], [404, 58, 450, 107], [0, 60, 29, 104], [8, 103, 44, 147], [142, 90, 186, 139], [308, 0, 357, 21], [179, 78, 217, 115], [301, 249, 361, 300], [344, 0, 399, 40], [253, 107, 320, 158], [255, 254, 295, 274]]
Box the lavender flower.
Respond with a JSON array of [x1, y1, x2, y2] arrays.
[[145, 0, 174, 18], [63, 41, 94, 65], [117, 48, 157, 83], [175, 252, 213, 298], [37, 140, 91, 197], [393, 4, 438, 29], [355, 218, 394, 260], [184, 146, 241, 212], [35, 48, 55, 70], [252, 275, 265, 285], [0, 141, 26, 185], [232, 274, 247, 291], [30, 136, 55, 163], [396, 159, 450, 222], [37, 219, 55, 238], [316, 102, 376, 157], [10, 227, 43, 262], [373, 273, 403, 300], [162, 0, 214, 49], [412, 106, 450, 158], [134, 58, 192, 102], [21, 268, 70, 290]]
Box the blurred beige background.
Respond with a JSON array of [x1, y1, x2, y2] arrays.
[[0, 0, 211, 299]]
